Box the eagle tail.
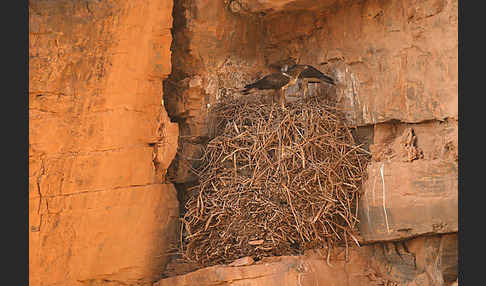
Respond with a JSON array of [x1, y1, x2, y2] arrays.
[[240, 87, 252, 94], [240, 82, 257, 94], [244, 82, 257, 89], [240, 89, 250, 95], [320, 75, 335, 85]]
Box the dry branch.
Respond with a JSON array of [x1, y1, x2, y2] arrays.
[[180, 93, 370, 267]]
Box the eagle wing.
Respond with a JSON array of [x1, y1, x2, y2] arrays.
[[298, 65, 335, 85], [244, 73, 290, 91]]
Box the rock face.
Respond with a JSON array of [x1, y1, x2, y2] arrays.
[[163, 0, 268, 183], [155, 248, 375, 286], [372, 233, 458, 286], [261, 0, 458, 125], [158, 0, 457, 284], [358, 120, 458, 242], [30, 0, 458, 284], [227, 0, 339, 14], [29, 0, 179, 285], [156, 234, 458, 286], [167, 0, 458, 182]]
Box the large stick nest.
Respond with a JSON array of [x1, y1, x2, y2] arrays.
[[180, 93, 371, 267]]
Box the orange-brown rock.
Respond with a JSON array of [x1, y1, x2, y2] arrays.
[[155, 249, 373, 286], [262, 0, 458, 125], [155, 233, 458, 285], [29, 0, 178, 285], [358, 159, 458, 242], [370, 233, 458, 286], [370, 119, 458, 163], [358, 119, 458, 242], [30, 0, 458, 284], [229, 0, 338, 14], [237, 0, 459, 248], [228, 256, 255, 267], [164, 0, 269, 183], [167, 0, 458, 183]]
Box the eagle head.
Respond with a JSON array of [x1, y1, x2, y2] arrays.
[[287, 64, 309, 78]]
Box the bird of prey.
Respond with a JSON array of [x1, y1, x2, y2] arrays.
[[241, 64, 309, 109], [287, 65, 335, 98]]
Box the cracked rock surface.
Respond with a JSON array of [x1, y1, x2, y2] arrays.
[[30, 0, 179, 285], [29, 0, 457, 285]]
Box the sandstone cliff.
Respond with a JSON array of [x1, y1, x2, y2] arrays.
[[159, 0, 458, 284], [29, 0, 458, 285], [29, 1, 179, 285]]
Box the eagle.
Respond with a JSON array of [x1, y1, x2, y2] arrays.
[[288, 64, 336, 98], [241, 64, 310, 109]]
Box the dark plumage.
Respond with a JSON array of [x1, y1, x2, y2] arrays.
[[297, 65, 335, 85], [287, 64, 336, 98], [241, 72, 290, 95], [241, 64, 309, 109]]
